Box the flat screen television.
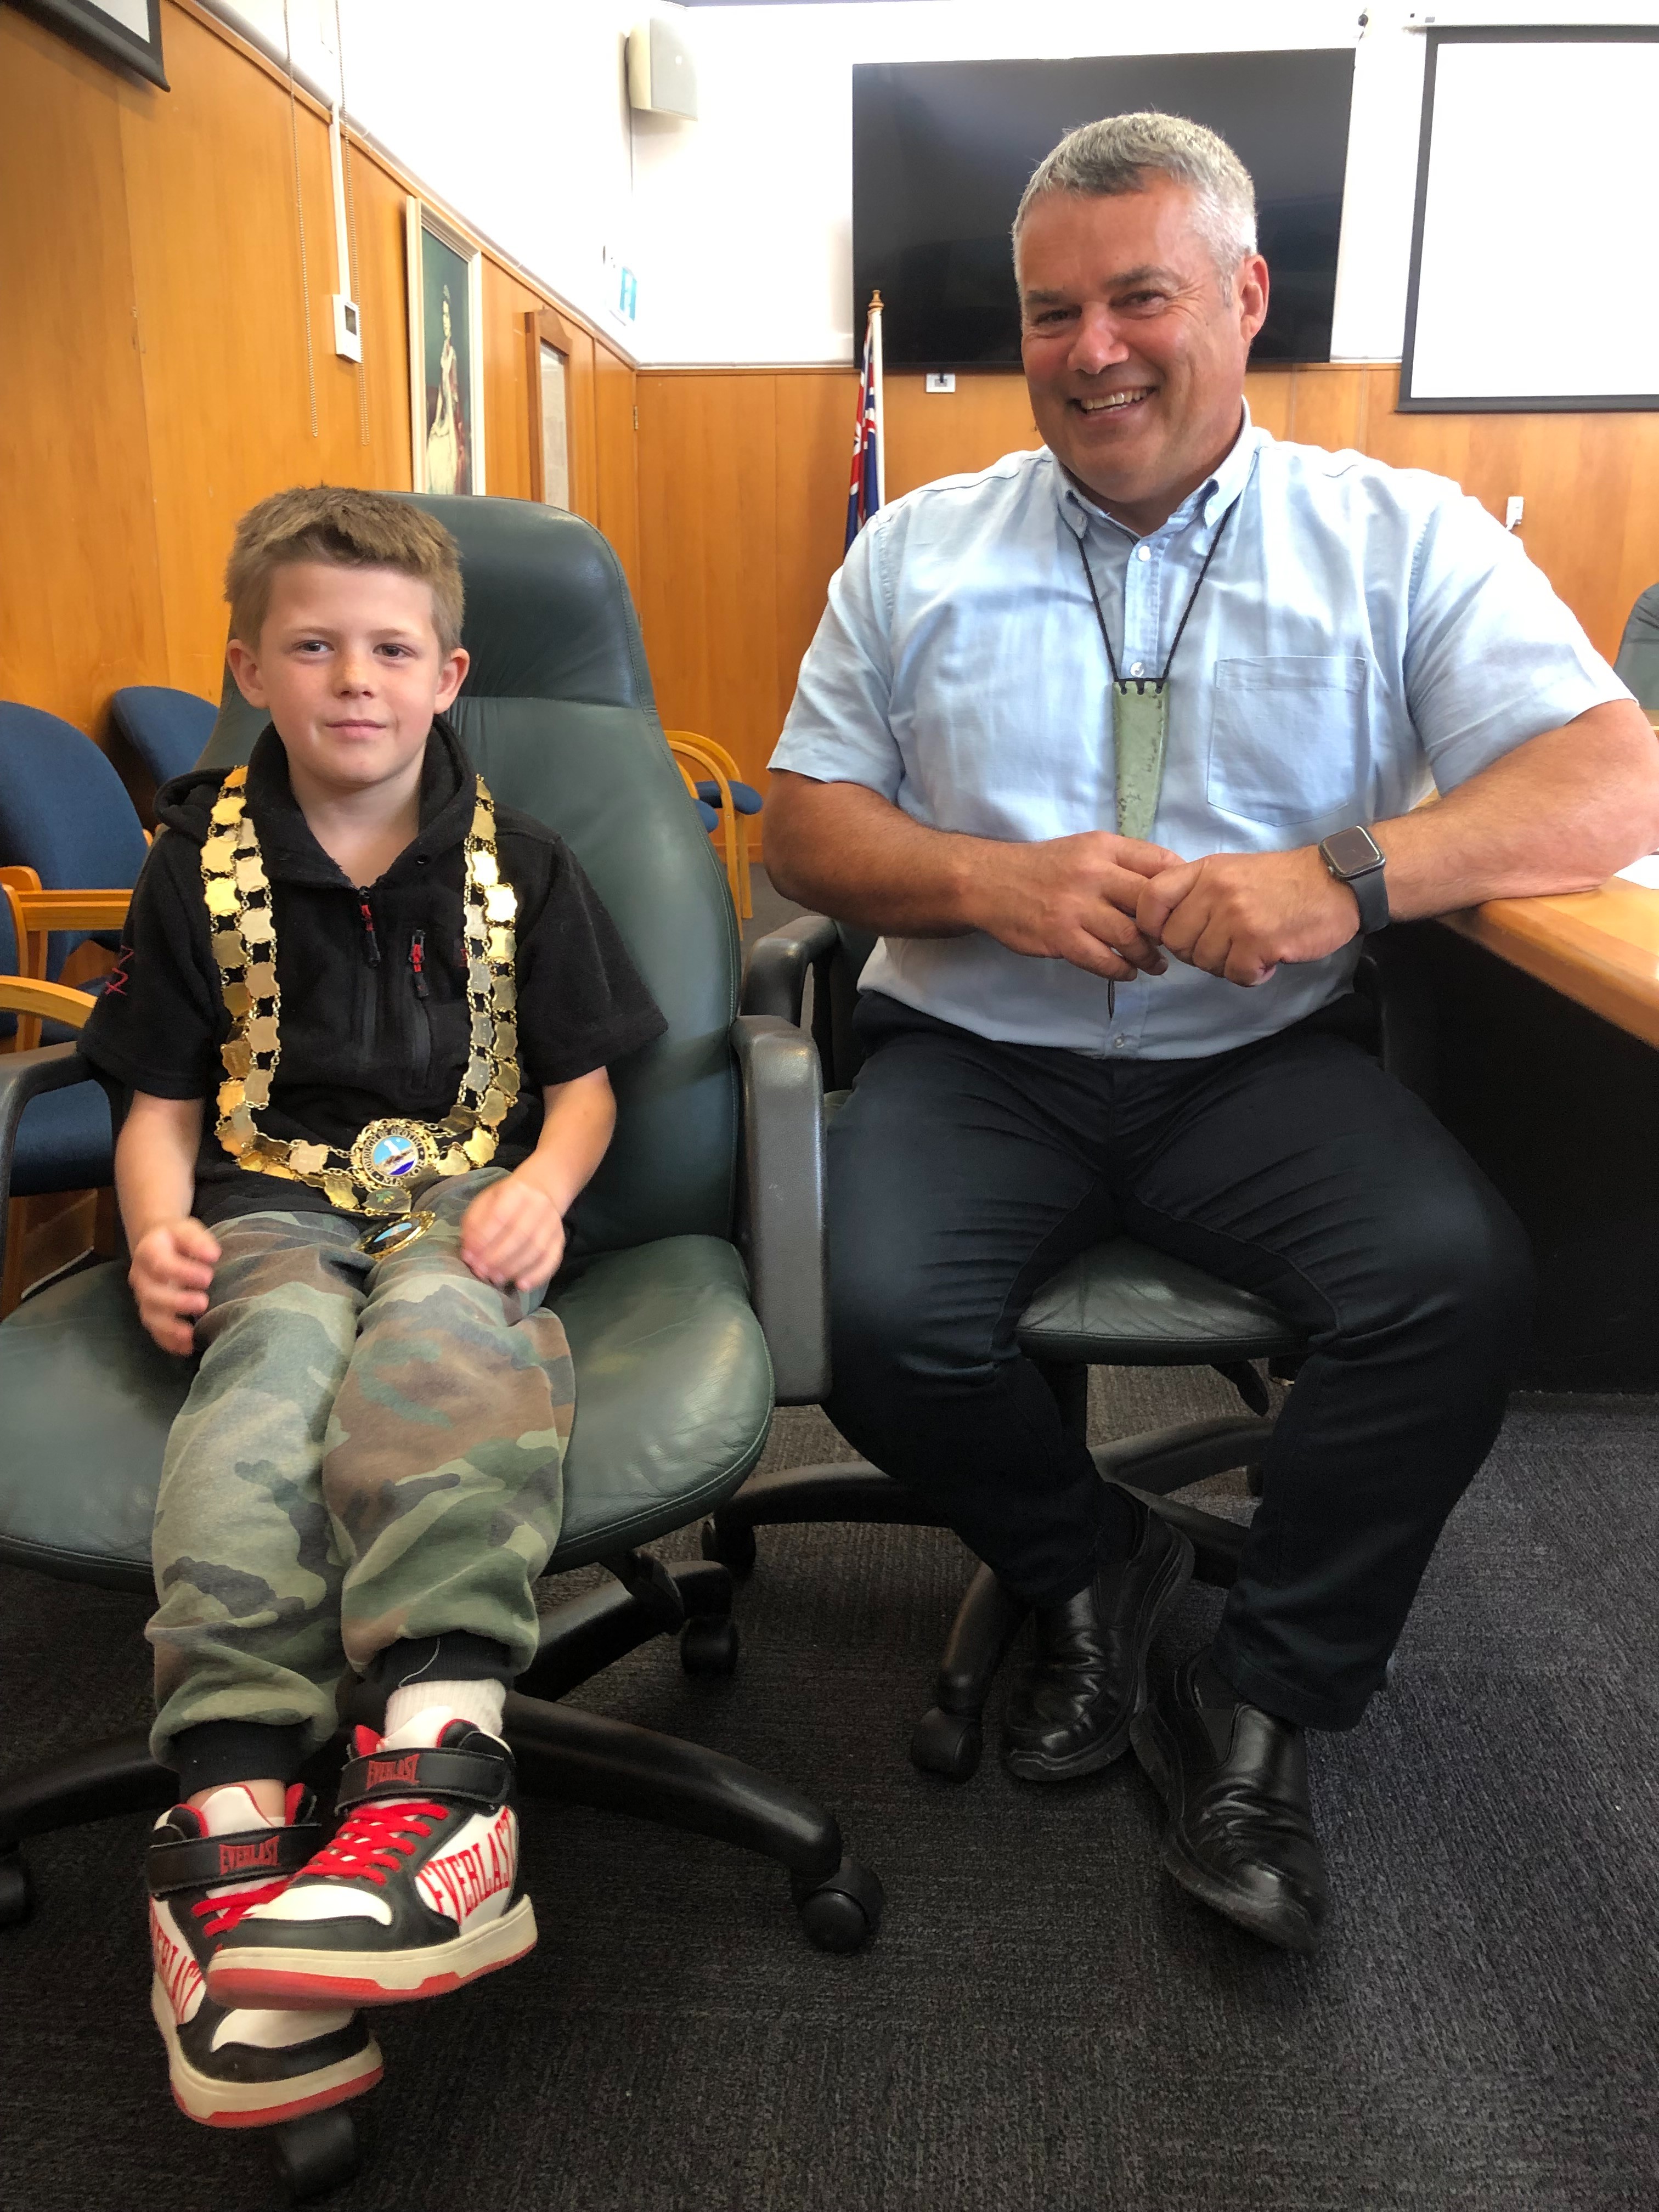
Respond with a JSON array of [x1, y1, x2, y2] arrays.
[[853, 52, 1355, 370]]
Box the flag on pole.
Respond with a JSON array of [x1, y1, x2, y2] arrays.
[[845, 290, 885, 551]]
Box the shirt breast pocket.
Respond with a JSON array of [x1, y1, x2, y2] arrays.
[[1206, 656, 1368, 827]]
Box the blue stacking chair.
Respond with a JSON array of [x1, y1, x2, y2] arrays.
[[109, 686, 217, 788], [0, 883, 112, 1309], [0, 704, 149, 978]]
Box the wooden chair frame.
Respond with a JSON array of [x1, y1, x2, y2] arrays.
[[664, 734, 752, 919]]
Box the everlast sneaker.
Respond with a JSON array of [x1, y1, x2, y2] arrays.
[[147, 1784, 383, 2128], [207, 1712, 537, 2010]]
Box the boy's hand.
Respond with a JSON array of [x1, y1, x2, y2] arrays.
[[459, 1172, 567, 1293], [129, 1218, 222, 1356]]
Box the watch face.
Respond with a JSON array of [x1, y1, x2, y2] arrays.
[[1323, 826, 1383, 876]]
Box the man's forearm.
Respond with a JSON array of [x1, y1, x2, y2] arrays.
[[763, 773, 982, 936], [1374, 699, 1659, 920]]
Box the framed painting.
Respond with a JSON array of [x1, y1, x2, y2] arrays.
[[406, 200, 486, 495], [16, 0, 168, 87]]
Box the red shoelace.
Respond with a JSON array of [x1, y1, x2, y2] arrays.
[[193, 1879, 288, 1939], [301, 1799, 447, 1887]]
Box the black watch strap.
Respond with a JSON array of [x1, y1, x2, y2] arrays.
[[1318, 827, 1390, 935]]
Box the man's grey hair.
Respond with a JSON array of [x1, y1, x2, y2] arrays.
[[1012, 111, 1258, 283]]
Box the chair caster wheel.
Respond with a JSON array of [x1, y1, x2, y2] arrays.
[[0, 1850, 33, 1929], [270, 2106, 360, 2201], [680, 1615, 740, 1677], [699, 1516, 757, 1577], [1244, 1462, 1265, 1499], [792, 1857, 883, 1953], [909, 1706, 982, 1782]]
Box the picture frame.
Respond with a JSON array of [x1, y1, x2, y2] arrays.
[[405, 199, 486, 495], [524, 308, 573, 511], [16, 0, 168, 88]]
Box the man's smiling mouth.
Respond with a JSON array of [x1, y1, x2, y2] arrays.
[[1075, 388, 1154, 415]]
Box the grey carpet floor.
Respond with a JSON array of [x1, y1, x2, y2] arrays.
[[2, 1367, 1656, 2212]]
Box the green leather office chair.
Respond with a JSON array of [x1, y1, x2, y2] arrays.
[[0, 499, 876, 2202], [714, 917, 1428, 1781], [1614, 581, 1659, 710]]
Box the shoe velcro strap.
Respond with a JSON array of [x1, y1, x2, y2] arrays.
[[148, 1820, 323, 1899], [335, 1744, 509, 1815]]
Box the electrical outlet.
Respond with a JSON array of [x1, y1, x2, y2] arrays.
[[926, 372, 956, 394]]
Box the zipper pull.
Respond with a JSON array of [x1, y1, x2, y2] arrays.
[[409, 928, 429, 999], [357, 890, 381, 966]]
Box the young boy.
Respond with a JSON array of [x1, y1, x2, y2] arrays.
[[80, 486, 665, 2130]]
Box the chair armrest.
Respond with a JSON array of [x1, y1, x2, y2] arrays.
[[0, 977, 97, 1054], [0, 980, 97, 1029], [741, 912, 839, 1024], [731, 1012, 828, 1406], [0, 1043, 100, 1282], [13, 890, 132, 933]]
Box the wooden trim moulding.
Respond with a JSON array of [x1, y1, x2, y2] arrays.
[[639, 363, 857, 376]]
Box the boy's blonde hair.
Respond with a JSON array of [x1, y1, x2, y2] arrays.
[[225, 486, 465, 655]]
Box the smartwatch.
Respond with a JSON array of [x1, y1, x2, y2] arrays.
[[1318, 826, 1390, 934]]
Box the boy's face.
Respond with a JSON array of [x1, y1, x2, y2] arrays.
[[225, 562, 469, 802]]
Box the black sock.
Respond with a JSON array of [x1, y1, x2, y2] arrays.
[[1195, 1651, 1302, 1732], [1095, 1483, 1141, 1564], [1194, 1652, 1243, 1711], [170, 1719, 309, 1799]]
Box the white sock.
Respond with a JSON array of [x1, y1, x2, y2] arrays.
[[382, 1678, 506, 1743]]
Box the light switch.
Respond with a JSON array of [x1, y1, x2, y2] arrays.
[[1505, 495, 1524, 531]]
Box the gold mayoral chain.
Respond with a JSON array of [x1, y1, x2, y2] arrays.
[[201, 765, 521, 1258]]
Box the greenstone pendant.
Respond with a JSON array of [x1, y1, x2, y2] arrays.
[[1113, 680, 1169, 843]]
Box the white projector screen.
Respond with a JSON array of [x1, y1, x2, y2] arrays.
[[1400, 29, 1659, 411]]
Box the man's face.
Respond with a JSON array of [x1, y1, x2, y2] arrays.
[[227, 561, 468, 803], [1018, 177, 1268, 533]]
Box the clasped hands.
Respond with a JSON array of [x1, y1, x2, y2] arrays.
[[973, 831, 1364, 989]]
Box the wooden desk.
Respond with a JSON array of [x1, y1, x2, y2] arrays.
[[1441, 877, 1659, 1051], [1405, 879, 1659, 1390]]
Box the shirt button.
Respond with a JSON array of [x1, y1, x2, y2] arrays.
[[1128, 662, 1144, 677], [1136, 544, 1151, 562], [1113, 1034, 1128, 1050]]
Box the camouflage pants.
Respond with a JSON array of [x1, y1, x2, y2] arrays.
[[148, 1169, 572, 1768]]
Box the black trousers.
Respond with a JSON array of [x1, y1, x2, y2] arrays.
[[825, 991, 1534, 1731]]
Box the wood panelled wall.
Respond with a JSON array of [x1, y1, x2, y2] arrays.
[[0, 0, 637, 746], [12, 0, 1659, 830], [636, 361, 1659, 816]]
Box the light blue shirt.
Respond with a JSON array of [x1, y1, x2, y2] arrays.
[[770, 411, 1629, 1058]]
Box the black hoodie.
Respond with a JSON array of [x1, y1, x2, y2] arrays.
[[81, 717, 665, 1228]]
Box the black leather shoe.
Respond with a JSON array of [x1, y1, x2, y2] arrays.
[[1002, 1499, 1194, 1782], [1131, 1654, 1331, 1955]]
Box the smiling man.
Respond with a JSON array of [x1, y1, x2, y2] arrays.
[[763, 114, 1659, 1953]]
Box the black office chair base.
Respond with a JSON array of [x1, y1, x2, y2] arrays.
[[703, 1460, 951, 1579], [504, 1694, 881, 1950], [0, 1555, 880, 1964], [270, 2109, 360, 2204], [701, 1416, 1268, 1788]]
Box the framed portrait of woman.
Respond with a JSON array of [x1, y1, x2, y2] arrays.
[[405, 200, 486, 495]]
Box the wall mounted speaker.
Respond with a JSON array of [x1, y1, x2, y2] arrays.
[[627, 15, 697, 120]]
